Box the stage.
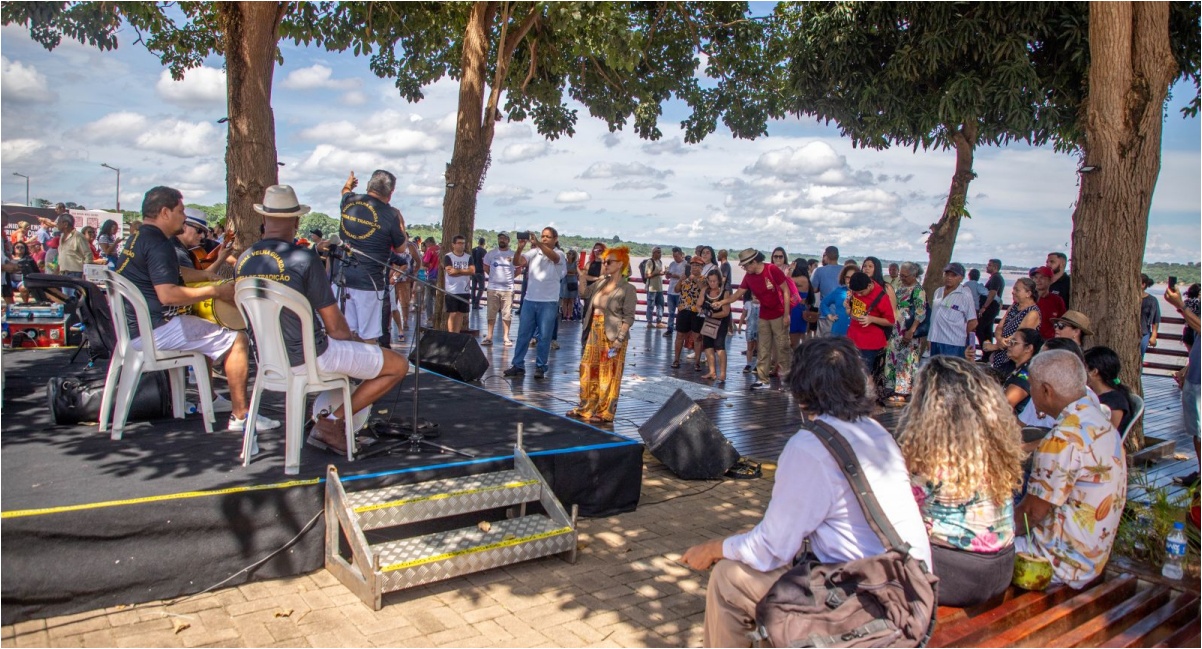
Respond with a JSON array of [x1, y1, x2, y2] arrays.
[[0, 349, 644, 624]]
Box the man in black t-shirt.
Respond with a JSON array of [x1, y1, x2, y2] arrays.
[[338, 170, 408, 343], [237, 186, 410, 454], [1046, 252, 1071, 308], [470, 237, 487, 309], [116, 186, 278, 434], [976, 258, 1006, 345]]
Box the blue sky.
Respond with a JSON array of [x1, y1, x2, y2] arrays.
[[2, 16, 1198, 267]]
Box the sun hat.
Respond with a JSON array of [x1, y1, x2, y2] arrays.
[[1053, 310, 1093, 335], [737, 247, 760, 266], [183, 208, 210, 233], [253, 185, 311, 218]]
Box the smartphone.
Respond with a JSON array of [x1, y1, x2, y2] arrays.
[[516, 231, 531, 241], [1168, 275, 1178, 290]]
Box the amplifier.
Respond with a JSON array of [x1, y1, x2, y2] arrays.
[[5, 319, 68, 348]]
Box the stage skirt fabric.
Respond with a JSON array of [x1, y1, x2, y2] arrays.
[[576, 313, 628, 422]]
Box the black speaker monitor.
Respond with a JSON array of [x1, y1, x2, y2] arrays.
[[408, 329, 489, 382], [638, 389, 740, 480]]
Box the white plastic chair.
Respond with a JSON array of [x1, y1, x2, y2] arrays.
[[235, 277, 355, 475], [98, 269, 216, 439], [1119, 393, 1146, 445]]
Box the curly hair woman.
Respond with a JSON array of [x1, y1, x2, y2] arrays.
[[898, 355, 1025, 607], [568, 246, 637, 424]]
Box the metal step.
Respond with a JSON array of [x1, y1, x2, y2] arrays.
[[346, 469, 540, 530], [373, 514, 575, 592]]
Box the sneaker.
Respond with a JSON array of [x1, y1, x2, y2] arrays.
[[749, 381, 768, 390], [663, 330, 673, 337], [228, 413, 281, 432], [551, 341, 560, 350], [503, 366, 526, 377], [742, 365, 752, 374], [534, 367, 546, 379], [211, 394, 233, 413]]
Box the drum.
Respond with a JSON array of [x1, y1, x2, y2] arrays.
[[188, 280, 246, 330], [312, 390, 370, 433]]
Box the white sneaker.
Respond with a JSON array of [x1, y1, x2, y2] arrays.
[[211, 394, 233, 413], [227, 413, 281, 432]]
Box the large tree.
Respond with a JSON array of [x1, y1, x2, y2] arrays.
[[304, 1, 781, 325], [777, 2, 1079, 298]]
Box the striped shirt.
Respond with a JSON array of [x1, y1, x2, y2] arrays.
[[928, 284, 976, 346]]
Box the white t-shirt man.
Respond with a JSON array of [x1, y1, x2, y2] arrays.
[[928, 284, 977, 347], [666, 259, 688, 295], [483, 248, 516, 291], [522, 248, 566, 302], [443, 251, 472, 294]]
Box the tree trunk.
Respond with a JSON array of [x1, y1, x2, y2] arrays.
[[217, 2, 283, 255], [1071, 1, 1176, 450], [922, 123, 978, 299]]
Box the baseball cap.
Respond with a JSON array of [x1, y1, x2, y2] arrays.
[[943, 262, 965, 277], [1033, 266, 1054, 279]]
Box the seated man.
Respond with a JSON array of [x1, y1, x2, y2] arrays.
[[117, 186, 278, 433], [682, 336, 931, 648], [235, 185, 409, 453], [1015, 349, 1127, 588]]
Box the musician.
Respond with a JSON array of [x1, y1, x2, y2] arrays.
[[236, 185, 410, 454], [338, 169, 408, 344], [174, 209, 230, 278], [117, 186, 279, 434]]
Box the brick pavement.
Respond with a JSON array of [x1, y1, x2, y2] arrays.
[[1, 455, 777, 648]]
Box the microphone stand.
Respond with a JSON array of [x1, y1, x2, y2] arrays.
[[344, 244, 474, 458]]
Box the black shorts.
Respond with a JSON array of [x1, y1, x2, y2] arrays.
[[676, 310, 703, 334], [445, 293, 471, 313]]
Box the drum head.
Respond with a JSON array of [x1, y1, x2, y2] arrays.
[[312, 390, 369, 432]]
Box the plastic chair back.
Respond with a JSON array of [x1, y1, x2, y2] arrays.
[[1120, 393, 1146, 445], [235, 278, 329, 387]]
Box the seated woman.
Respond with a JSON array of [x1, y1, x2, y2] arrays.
[[1002, 328, 1054, 431], [1084, 346, 1134, 433], [898, 355, 1025, 607]]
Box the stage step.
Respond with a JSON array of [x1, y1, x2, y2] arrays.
[[346, 469, 540, 530], [324, 426, 578, 610]]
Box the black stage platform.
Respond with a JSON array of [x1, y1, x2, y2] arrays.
[[1, 349, 644, 624]]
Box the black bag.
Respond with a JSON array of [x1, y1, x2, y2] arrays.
[[755, 420, 939, 648], [48, 371, 172, 426]]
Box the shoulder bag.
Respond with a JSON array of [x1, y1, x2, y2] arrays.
[[754, 419, 939, 648]]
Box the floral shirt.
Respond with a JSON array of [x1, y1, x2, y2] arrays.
[[896, 283, 926, 334], [910, 477, 1013, 553], [1025, 396, 1127, 589], [678, 275, 704, 313]]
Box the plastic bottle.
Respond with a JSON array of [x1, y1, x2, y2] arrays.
[[1162, 521, 1186, 580], [185, 402, 199, 415]]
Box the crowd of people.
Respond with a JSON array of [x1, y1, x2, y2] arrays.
[[2, 177, 1199, 645]]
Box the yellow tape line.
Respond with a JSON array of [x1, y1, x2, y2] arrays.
[[1, 478, 322, 519], [354, 480, 538, 514], [381, 526, 574, 572]]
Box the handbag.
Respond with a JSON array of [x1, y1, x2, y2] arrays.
[[700, 317, 721, 339], [803, 307, 820, 324], [754, 419, 939, 648]]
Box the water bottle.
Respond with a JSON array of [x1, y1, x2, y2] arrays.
[[185, 402, 199, 415], [1162, 521, 1186, 580]]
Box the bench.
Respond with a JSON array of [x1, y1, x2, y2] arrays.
[[930, 572, 1200, 647]]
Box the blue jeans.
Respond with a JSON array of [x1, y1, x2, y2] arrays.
[[1184, 378, 1200, 440], [511, 300, 558, 371], [665, 294, 680, 331], [1140, 332, 1151, 362], [929, 341, 966, 358], [646, 291, 664, 324]]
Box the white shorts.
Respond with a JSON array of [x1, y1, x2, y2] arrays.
[[133, 315, 239, 361], [342, 287, 385, 340], [297, 338, 385, 380]]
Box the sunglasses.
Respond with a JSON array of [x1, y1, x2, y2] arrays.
[[772, 254, 785, 259], [1053, 322, 1076, 331], [605, 259, 621, 264]]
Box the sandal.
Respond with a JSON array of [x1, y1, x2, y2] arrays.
[[481, 338, 492, 346], [715, 379, 726, 387], [566, 409, 586, 419], [693, 364, 702, 371], [700, 373, 716, 380], [588, 415, 612, 425], [671, 360, 681, 369]]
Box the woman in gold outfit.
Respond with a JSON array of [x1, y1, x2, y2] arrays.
[[568, 246, 638, 424]]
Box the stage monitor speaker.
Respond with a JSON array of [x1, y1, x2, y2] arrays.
[[409, 329, 489, 382], [638, 389, 740, 480]]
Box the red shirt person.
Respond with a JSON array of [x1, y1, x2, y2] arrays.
[[846, 271, 897, 369], [717, 248, 793, 389], [1032, 266, 1066, 339]]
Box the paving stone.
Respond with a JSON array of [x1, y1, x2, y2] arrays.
[[303, 628, 372, 648], [180, 625, 240, 648], [426, 623, 483, 646]]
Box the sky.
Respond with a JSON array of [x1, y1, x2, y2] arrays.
[[2, 13, 1199, 268]]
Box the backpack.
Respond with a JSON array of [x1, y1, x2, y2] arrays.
[[754, 419, 939, 648]]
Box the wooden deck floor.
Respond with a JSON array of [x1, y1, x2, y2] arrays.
[[439, 309, 1196, 495]]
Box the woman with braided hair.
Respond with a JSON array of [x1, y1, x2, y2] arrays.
[[568, 246, 638, 424], [898, 355, 1025, 607]]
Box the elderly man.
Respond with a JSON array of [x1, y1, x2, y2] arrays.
[[640, 246, 666, 327], [927, 263, 978, 358], [1015, 349, 1126, 588], [683, 337, 931, 647], [118, 186, 278, 433], [482, 232, 516, 346], [236, 185, 409, 453], [55, 214, 92, 280], [339, 169, 408, 343], [716, 248, 791, 390]]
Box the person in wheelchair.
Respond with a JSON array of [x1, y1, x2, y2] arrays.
[[235, 185, 409, 454], [116, 186, 279, 433]]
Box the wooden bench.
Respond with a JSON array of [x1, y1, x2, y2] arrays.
[[930, 573, 1200, 647]]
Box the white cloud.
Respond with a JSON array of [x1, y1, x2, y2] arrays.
[[494, 122, 532, 140], [610, 178, 668, 191], [1, 56, 56, 102], [136, 120, 222, 157], [555, 191, 591, 203], [341, 90, 368, 106], [746, 142, 847, 179], [498, 141, 549, 163], [155, 67, 226, 106], [642, 137, 691, 156], [299, 111, 443, 155], [77, 111, 149, 143], [579, 161, 672, 180], [281, 64, 360, 91], [483, 184, 533, 206], [293, 144, 402, 176]]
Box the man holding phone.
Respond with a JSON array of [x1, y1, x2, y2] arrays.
[[503, 228, 566, 379]]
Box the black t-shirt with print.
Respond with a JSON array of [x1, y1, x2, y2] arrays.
[[116, 224, 186, 334], [339, 192, 406, 291], [235, 239, 336, 367]]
